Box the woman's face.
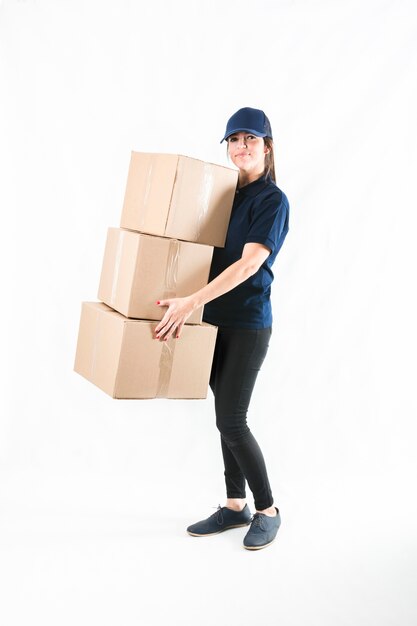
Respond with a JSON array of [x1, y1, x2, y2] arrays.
[[227, 132, 268, 177]]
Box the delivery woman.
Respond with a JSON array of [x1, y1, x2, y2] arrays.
[[154, 107, 289, 550]]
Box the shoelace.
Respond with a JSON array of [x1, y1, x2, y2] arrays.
[[213, 505, 224, 526], [250, 513, 266, 530]]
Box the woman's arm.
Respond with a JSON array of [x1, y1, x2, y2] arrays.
[[154, 242, 271, 340]]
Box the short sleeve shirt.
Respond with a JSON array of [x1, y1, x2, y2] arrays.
[[203, 174, 289, 329]]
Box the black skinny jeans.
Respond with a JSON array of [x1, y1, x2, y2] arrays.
[[209, 326, 273, 511]]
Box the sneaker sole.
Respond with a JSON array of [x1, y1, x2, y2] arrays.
[[187, 522, 251, 537]]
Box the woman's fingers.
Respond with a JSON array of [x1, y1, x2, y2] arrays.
[[154, 297, 193, 340], [154, 305, 181, 340], [155, 322, 172, 340], [155, 314, 175, 338], [154, 300, 173, 336], [155, 315, 184, 340], [175, 320, 185, 339]]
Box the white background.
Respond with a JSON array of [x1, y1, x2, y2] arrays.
[[1, 1, 417, 624]]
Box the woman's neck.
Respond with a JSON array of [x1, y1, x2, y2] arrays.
[[238, 169, 265, 188]]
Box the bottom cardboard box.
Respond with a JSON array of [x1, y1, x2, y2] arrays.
[[74, 302, 218, 399]]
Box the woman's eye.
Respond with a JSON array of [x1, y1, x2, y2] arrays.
[[229, 137, 238, 142], [247, 135, 255, 140]]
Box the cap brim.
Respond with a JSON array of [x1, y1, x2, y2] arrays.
[[220, 128, 267, 143]]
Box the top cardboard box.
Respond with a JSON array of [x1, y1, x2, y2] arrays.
[[120, 152, 238, 247]]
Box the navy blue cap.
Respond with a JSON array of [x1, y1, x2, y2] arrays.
[[220, 107, 273, 143]]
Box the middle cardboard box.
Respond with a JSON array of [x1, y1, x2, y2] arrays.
[[98, 227, 213, 324]]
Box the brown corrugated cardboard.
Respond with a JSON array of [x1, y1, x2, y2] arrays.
[[97, 228, 213, 324], [120, 152, 238, 247], [74, 302, 218, 399]]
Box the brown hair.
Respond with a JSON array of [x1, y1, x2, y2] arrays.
[[263, 137, 276, 182]]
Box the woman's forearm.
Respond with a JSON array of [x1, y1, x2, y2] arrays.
[[191, 243, 270, 309], [190, 257, 259, 309]]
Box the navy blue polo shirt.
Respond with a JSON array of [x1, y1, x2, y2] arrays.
[[203, 174, 289, 329]]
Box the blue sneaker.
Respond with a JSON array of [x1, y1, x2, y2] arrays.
[[187, 504, 252, 536], [243, 508, 281, 550]]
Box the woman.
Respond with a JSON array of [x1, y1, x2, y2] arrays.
[[154, 107, 289, 550]]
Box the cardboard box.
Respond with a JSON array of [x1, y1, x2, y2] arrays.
[[74, 302, 218, 399], [120, 152, 238, 247], [98, 228, 213, 324]]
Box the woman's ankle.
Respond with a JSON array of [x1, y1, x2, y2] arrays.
[[256, 505, 277, 517], [225, 498, 246, 512]]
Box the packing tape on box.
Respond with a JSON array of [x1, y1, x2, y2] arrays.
[[163, 238, 180, 299], [156, 240, 180, 396], [110, 230, 127, 306], [156, 336, 176, 398]]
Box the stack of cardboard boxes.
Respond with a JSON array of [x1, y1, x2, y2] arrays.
[[74, 152, 238, 399]]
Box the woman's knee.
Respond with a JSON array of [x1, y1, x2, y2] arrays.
[[216, 413, 250, 442]]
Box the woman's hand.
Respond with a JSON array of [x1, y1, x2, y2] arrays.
[[154, 296, 196, 340]]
